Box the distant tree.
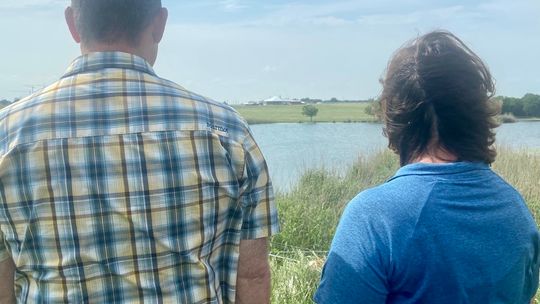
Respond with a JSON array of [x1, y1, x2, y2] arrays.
[[301, 97, 322, 104], [365, 99, 382, 121], [302, 105, 319, 122], [522, 93, 540, 117], [501, 96, 525, 117], [500, 93, 540, 117]]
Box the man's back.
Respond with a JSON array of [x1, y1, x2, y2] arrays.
[[316, 162, 539, 303], [0, 52, 279, 303]]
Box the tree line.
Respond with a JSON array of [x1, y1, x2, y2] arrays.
[[364, 93, 540, 120], [3, 94, 539, 118], [497, 93, 540, 118]]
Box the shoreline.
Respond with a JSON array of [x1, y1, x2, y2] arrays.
[[234, 103, 540, 125], [245, 118, 539, 125], [517, 118, 540, 122], [246, 118, 379, 125]]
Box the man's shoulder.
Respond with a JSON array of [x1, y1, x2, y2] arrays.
[[351, 175, 431, 209], [0, 83, 67, 151], [151, 76, 249, 134], [3, 75, 248, 130], [0, 75, 252, 155], [344, 175, 436, 231], [0, 82, 57, 120]]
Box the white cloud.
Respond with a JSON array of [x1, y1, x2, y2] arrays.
[[262, 65, 278, 73], [311, 16, 353, 27], [0, 0, 65, 10], [211, 1, 468, 28], [220, 0, 247, 12], [242, 1, 365, 27], [356, 6, 466, 26], [1, 0, 539, 101], [476, 0, 540, 22], [478, 0, 538, 12]]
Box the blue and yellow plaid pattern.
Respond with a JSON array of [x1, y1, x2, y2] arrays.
[[0, 52, 279, 303]]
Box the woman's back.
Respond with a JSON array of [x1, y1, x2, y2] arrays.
[[316, 162, 539, 303]]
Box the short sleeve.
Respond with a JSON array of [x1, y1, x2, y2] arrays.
[[314, 197, 390, 304], [0, 228, 9, 262], [238, 130, 280, 240]]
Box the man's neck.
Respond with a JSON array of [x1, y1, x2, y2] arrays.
[[80, 43, 155, 65], [413, 148, 458, 164]]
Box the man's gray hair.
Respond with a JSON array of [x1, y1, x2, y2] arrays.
[[72, 0, 162, 45]]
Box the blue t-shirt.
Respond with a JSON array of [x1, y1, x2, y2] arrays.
[[315, 162, 540, 304]]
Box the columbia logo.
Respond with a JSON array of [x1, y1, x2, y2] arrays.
[[207, 122, 229, 133]]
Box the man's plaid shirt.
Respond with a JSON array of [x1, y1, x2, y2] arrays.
[[0, 52, 279, 303]]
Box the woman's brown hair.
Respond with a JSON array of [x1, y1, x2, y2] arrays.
[[380, 30, 500, 166]]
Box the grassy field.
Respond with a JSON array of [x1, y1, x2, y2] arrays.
[[232, 102, 539, 125], [270, 149, 540, 303], [233, 103, 376, 124]]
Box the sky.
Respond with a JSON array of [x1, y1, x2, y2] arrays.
[[0, 0, 539, 103]]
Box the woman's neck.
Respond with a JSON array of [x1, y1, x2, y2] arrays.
[[413, 148, 458, 164]]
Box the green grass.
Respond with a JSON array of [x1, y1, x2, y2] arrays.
[[233, 103, 376, 124], [270, 149, 540, 303]]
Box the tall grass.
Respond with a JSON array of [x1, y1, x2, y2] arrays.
[[270, 149, 540, 303], [492, 148, 540, 221]]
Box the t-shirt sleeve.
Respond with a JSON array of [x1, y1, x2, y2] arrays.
[[0, 228, 9, 262], [238, 129, 280, 240], [314, 196, 390, 304]]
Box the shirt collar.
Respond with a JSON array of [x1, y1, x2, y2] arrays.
[[389, 161, 490, 182], [62, 51, 157, 78]]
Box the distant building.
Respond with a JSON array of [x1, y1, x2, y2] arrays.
[[262, 96, 305, 106], [243, 101, 261, 106], [239, 96, 369, 106]]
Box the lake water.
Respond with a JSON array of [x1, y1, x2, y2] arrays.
[[250, 122, 540, 191]]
